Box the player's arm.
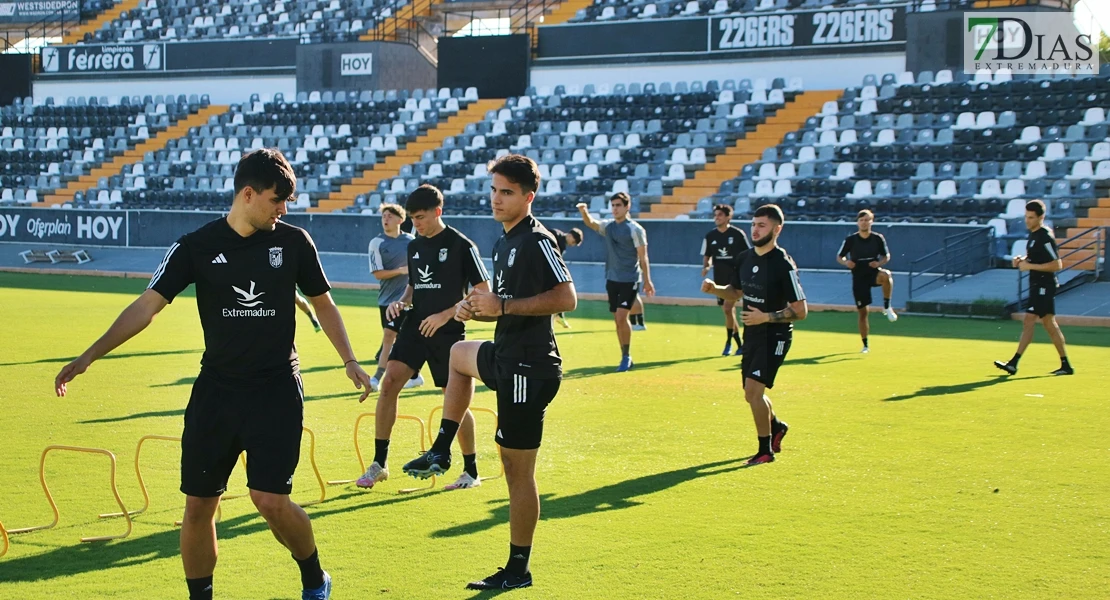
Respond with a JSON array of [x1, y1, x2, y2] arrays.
[[766, 299, 808, 323], [700, 237, 712, 276], [872, 235, 891, 268], [368, 241, 407, 281], [836, 236, 855, 269], [55, 289, 170, 396], [701, 279, 742, 302], [575, 202, 603, 233], [386, 284, 414, 320], [637, 244, 655, 296], [506, 281, 577, 316], [1019, 236, 1062, 272]]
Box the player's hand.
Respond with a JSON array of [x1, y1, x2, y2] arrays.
[[701, 266, 710, 277], [1017, 260, 1032, 272], [346, 361, 374, 403], [398, 266, 409, 275], [386, 300, 406, 321], [868, 261, 880, 269], [845, 260, 856, 269], [575, 202, 588, 212], [54, 355, 91, 397], [420, 310, 453, 337], [466, 287, 502, 318], [741, 306, 768, 326], [1011, 255, 1025, 268], [643, 280, 656, 297], [455, 299, 474, 322]]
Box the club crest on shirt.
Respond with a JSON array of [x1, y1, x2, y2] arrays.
[[752, 265, 759, 273], [508, 248, 517, 267], [439, 248, 448, 263], [269, 247, 283, 268]]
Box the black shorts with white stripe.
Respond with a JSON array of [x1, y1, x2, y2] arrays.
[[475, 341, 560, 450], [740, 333, 792, 389]]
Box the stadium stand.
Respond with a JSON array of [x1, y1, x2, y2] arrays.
[[568, 0, 948, 22]]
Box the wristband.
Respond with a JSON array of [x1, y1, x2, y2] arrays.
[[344, 359, 357, 366], [501, 297, 507, 316]]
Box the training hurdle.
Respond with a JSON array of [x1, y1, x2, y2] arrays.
[[0, 520, 8, 558], [428, 406, 504, 482], [327, 413, 435, 493], [9, 445, 132, 543], [297, 426, 328, 507]]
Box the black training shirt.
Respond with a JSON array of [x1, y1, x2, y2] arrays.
[[405, 225, 489, 337], [838, 232, 889, 279], [702, 225, 750, 270], [492, 214, 573, 378], [148, 218, 331, 382], [731, 246, 806, 338], [1025, 226, 1060, 287]]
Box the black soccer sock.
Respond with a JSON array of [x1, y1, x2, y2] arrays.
[[1061, 356, 1070, 367], [374, 344, 382, 362], [463, 453, 478, 479], [186, 576, 213, 600], [373, 438, 389, 467], [410, 371, 421, 380], [637, 314, 645, 326], [1010, 352, 1022, 366], [310, 316, 320, 327], [733, 330, 743, 345], [862, 336, 869, 347], [373, 367, 385, 380], [620, 343, 630, 359], [758, 435, 772, 456], [883, 298, 891, 309], [771, 417, 784, 431], [506, 544, 532, 576], [431, 419, 460, 454], [294, 548, 325, 591], [726, 328, 734, 345]]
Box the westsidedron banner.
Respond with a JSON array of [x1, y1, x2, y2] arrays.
[[0, 0, 78, 23]]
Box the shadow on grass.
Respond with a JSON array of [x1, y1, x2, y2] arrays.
[[563, 356, 720, 380], [430, 458, 747, 540], [0, 349, 202, 368], [883, 374, 1053, 402], [0, 488, 442, 583]]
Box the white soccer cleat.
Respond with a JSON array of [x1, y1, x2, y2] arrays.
[[443, 472, 481, 490], [356, 462, 388, 489], [631, 324, 647, 331], [884, 307, 898, 322], [861, 346, 870, 354], [369, 376, 380, 392], [557, 315, 571, 329], [404, 373, 425, 389]]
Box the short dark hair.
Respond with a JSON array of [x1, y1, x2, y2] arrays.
[[610, 192, 631, 206], [753, 204, 785, 224], [1025, 199, 1046, 217], [234, 148, 296, 201], [487, 154, 540, 195], [406, 184, 444, 213], [713, 203, 732, 217], [857, 209, 874, 220], [569, 227, 584, 244], [380, 203, 405, 219]]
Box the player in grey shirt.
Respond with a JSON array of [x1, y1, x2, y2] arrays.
[[368, 203, 419, 391], [577, 192, 655, 372]]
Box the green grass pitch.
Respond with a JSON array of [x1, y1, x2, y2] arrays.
[[0, 271, 1106, 598]]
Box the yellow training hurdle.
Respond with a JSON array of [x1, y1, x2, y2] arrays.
[[428, 406, 504, 482], [328, 413, 434, 493]]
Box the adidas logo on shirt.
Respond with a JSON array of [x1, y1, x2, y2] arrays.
[[751, 369, 761, 376], [412, 252, 420, 259], [211, 253, 228, 264]]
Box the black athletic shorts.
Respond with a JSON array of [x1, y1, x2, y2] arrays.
[[181, 371, 304, 497], [389, 327, 463, 388], [713, 264, 737, 307], [476, 342, 560, 450], [852, 271, 881, 308], [606, 280, 640, 313], [741, 333, 792, 389], [1027, 282, 1057, 317], [379, 305, 407, 333]]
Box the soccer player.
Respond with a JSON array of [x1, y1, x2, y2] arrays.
[[549, 227, 583, 328], [402, 154, 576, 590], [701, 203, 751, 356], [366, 203, 423, 392], [701, 204, 807, 466], [356, 185, 492, 492], [837, 209, 898, 353], [576, 193, 655, 372], [294, 292, 322, 332], [54, 149, 369, 600], [994, 200, 1074, 376]]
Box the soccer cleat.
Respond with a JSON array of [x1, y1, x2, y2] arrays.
[[883, 307, 898, 322], [355, 462, 388, 489], [861, 346, 870, 354], [403, 450, 451, 479], [993, 361, 1017, 375], [616, 356, 634, 373], [631, 323, 647, 331], [557, 314, 571, 329], [465, 568, 533, 591], [444, 472, 481, 490], [722, 343, 732, 356], [734, 345, 743, 356], [404, 373, 425, 389], [302, 571, 331, 600], [311, 320, 322, 333], [369, 376, 380, 393], [1051, 365, 1074, 376], [745, 452, 775, 466], [771, 421, 789, 453]]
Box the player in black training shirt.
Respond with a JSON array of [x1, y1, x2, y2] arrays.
[[54, 149, 370, 600], [837, 209, 898, 354], [994, 200, 1074, 376], [403, 155, 576, 591], [701, 204, 807, 466], [356, 184, 492, 492], [701, 203, 751, 356], [549, 227, 583, 328]]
